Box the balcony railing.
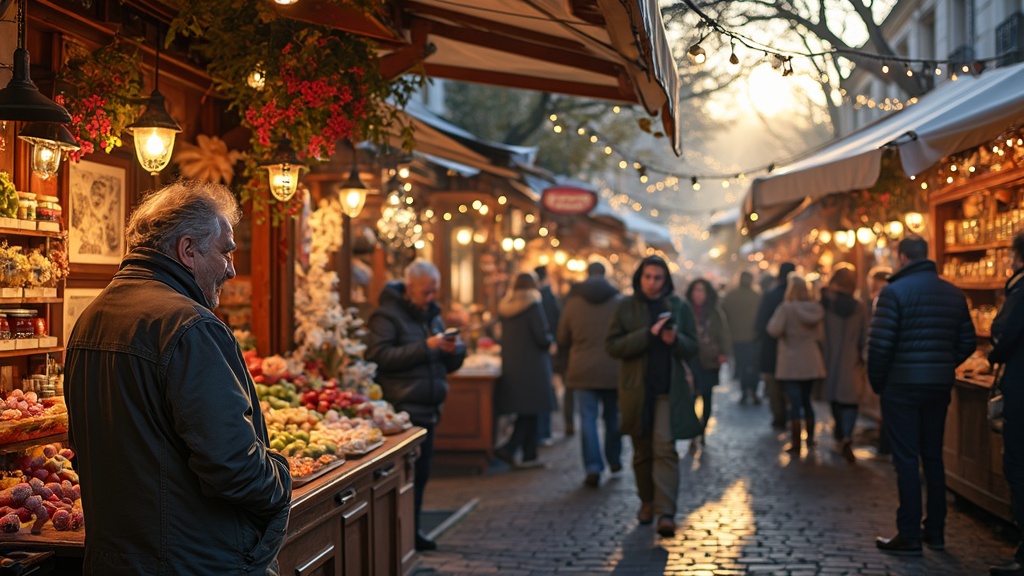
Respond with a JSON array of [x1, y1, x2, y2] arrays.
[[996, 12, 1024, 67]]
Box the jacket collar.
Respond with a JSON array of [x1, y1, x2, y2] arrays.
[[115, 247, 211, 309], [379, 281, 440, 322], [888, 259, 937, 283], [1007, 267, 1024, 294]]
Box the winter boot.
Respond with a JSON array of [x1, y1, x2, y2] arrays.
[[787, 421, 802, 453], [804, 416, 816, 447]]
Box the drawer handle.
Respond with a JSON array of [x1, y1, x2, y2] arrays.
[[375, 463, 395, 480], [335, 488, 356, 506]]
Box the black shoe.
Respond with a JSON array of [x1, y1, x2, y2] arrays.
[[922, 530, 945, 551], [415, 533, 437, 551], [990, 561, 1024, 576], [494, 449, 514, 466], [610, 463, 623, 473], [584, 472, 600, 487], [876, 534, 922, 556]]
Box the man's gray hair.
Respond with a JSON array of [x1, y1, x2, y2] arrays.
[[404, 259, 440, 283], [125, 180, 241, 256]]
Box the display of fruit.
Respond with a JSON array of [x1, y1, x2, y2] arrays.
[[255, 381, 300, 410], [298, 384, 369, 417], [19, 444, 80, 486], [0, 444, 83, 535], [0, 390, 66, 421]]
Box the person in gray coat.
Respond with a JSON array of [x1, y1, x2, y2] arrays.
[[722, 271, 762, 404], [821, 264, 868, 463], [557, 262, 623, 487], [494, 271, 555, 468]]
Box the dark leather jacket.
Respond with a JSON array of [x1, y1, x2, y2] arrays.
[[65, 249, 292, 575], [990, 268, 1024, 398], [365, 282, 466, 426], [867, 259, 976, 393]]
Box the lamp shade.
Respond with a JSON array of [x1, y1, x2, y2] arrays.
[[18, 122, 80, 180], [127, 90, 182, 175], [260, 137, 305, 202], [0, 49, 73, 123], [338, 164, 368, 218]]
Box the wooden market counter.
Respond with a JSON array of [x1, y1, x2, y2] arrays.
[[434, 367, 499, 473], [0, 428, 426, 576], [943, 375, 1013, 522]]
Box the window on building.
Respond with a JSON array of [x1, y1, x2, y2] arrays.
[[951, 0, 968, 48], [920, 10, 936, 60]]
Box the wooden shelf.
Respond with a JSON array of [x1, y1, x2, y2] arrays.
[[944, 241, 1010, 254], [0, 346, 64, 359], [0, 228, 64, 239], [944, 278, 1007, 290], [0, 432, 68, 455], [0, 298, 62, 305]]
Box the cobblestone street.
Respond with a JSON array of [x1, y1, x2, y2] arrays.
[[417, 378, 1018, 575]]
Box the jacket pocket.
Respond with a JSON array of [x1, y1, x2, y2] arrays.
[[244, 506, 290, 573]]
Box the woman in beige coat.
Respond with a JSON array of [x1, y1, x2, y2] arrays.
[[767, 273, 826, 453]]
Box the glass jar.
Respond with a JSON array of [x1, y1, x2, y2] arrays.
[[16, 192, 36, 221], [33, 316, 47, 337], [35, 195, 61, 222], [4, 309, 37, 339], [0, 314, 9, 340]]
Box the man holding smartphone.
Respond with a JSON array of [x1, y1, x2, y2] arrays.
[[366, 260, 466, 552]]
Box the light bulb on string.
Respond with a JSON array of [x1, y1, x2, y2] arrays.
[[687, 42, 706, 65], [881, 63, 890, 74], [691, 176, 700, 191], [905, 64, 913, 77], [729, 41, 739, 65], [935, 64, 943, 76]]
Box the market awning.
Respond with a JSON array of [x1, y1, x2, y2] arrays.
[[743, 60, 1024, 235], [398, 0, 680, 155]]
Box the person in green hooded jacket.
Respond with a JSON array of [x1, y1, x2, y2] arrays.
[[606, 255, 700, 538]]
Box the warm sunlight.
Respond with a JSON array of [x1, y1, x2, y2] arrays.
[[745, 64, 799, 117]]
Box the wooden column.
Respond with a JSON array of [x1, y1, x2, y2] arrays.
[[340, 212, 353, 308]]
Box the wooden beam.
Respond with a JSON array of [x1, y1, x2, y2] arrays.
[[403, 1, 588, 53], [379, 40, 436, 80], [273, 0, 402, 43], [422, 19, 619, 77], [423, 64, 633, 102]]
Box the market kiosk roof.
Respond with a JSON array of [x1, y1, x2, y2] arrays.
[[742, 60, 1024, 236], [276, 0, 682, 156]]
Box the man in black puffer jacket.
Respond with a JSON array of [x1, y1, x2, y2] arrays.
[[869, 236, 975, 556], [366, 259, 466, 552]]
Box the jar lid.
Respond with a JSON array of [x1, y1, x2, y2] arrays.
[[16, 192, 36, 200], [37, 195, 59, 203], [1, 309, 36, 317]]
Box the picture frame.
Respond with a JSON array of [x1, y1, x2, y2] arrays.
[[63, 288, 103, 339], [68, 159, 126, 265]]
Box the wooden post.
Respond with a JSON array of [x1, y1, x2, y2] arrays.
[[340, 212, 353, 308]]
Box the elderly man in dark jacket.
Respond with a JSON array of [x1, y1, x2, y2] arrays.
[[869, 236, 975, 556], [989, 233, 1024, 576], [558, 262, 623, 487], [754, 262, 796, 429], [366, 259, 466, 551], [65, 181, 292, 576]]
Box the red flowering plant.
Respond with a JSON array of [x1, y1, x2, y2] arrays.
[[54, 40, 145, 161], [170, 0, 420, 224]]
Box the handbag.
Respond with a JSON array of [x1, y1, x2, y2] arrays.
[[989, 364, 1005, 433]]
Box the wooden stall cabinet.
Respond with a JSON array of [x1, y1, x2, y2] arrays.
[[278, 428, 424, 576], [434, 369, 498, 473]]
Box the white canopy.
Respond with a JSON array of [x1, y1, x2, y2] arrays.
[[745, 61, 1024, 219]]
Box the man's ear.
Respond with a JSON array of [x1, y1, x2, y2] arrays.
[[176, 235, 197, 272]]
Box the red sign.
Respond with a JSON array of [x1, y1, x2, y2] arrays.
[[541, 186, 597, 215]]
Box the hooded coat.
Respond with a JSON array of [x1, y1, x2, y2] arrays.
[[495, 288, 555, 415], [822, 291, 868, 404], [754, 263, 796, 373], [65, 249, 292, 576], [558, 275, 622, 390], [606, 257, 701, 439], [365, 281, 467, 426], [722, 283, 761, 343], [767, 300, 827, 381]]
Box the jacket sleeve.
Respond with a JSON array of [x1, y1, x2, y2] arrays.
[[672, 300, 699, 360], [556, 300, 572, 351], [606, 299, 650, 360], [867, 285, 900, 391], [955, 303, 977, 365], [990, 292, 1024, 363], [754, 292, 774, 340], [529, 304, 555, 349], [766, 306, 786, 339], [164, 319, 291, 522], [428, 317, 466, 373], [715, 307, 733, 357], [365, 313, 434, 372]]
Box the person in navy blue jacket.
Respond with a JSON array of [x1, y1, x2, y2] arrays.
[[868, 235, 976, 556], [988, 232, 1024, 576]]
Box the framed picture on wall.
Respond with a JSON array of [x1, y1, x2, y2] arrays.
[[63, 287, 103, 338], [68, 159, 126, 265]]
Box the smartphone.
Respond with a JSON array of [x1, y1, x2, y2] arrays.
[[443, 327, 460, 340], [657, 311, 675, 330]]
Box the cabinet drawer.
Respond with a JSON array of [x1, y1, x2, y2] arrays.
[[278, 516, 341, 576]]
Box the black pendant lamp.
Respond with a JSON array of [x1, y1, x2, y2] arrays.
[[0, 0, 73, 123]]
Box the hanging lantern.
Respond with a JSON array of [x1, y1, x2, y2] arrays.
[[0, 0, 72, 123], [261, 137, 305, 202], [18, 123, 79, 180], [338, 165, 368, 218], [905, 212, 926, 234], [127, 89, 181, 175]]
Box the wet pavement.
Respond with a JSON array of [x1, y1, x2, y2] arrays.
[[416, 376, 1018, 575]]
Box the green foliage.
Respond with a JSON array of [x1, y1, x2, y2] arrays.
[[0, 172, 17, 218], [168, 0, 422, 223]]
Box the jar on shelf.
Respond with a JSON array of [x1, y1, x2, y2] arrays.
[[35, 195, 61, 222], [0, 314, 10, 340], [16, 192, 36, 221], [33, 316, 47, 337], [4, 309, 37, 338]]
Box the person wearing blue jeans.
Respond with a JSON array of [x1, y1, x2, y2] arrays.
[[868, 236, 975, 556], [578, 389, 622, 480], [783, 380, 815, 451], [557, 261, 624, 487]]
